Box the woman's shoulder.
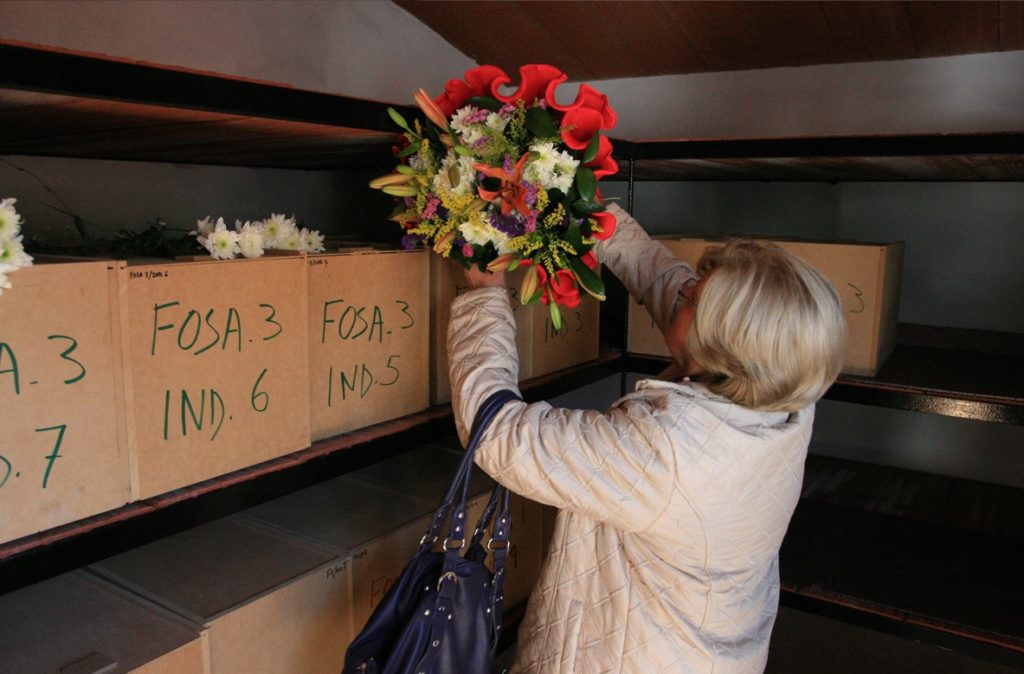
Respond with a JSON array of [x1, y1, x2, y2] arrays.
[[621, 377, 811, 435]]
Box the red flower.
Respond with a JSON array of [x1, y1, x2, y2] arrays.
[[586, 136, 619, 180], [493, 64, 567, 106], [590, 211, 617, 241], [561, 107, 605, 151], [580, 250, 599, 269], [435, 65, 508, 116], [546, 83, 617, 129], [548, 269, 581, 308]]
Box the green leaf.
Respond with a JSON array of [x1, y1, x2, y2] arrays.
[[387, 107, 413, 133], [522, 289, 545, 305], [526, 107, 559, 138], [575, 167, 597, 203], [466, 96, 503, 111], [396, 140, 422, 158], [454, 144, 472, 157], [565, 221, 584, 252], [549, 302, 563, 332], [396, 165, 415, 175], [568, 256, 606, 301], [572, 199, 604, 215], [582, 133, 601, 164]]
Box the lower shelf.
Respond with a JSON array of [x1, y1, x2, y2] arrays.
[[0, 353, 622, 596], [780, 454, 1024, 665]]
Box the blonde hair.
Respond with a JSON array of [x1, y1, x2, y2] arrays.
[[688, 239, 847, 412]]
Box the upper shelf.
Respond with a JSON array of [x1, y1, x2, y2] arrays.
[[608, 135, 1024, 181], [0, 40, 407, 170], [3, 41, 1024, 179], [625, 324, 1024, 425]]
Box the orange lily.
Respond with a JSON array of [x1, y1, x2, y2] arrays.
[[474, 154, 531, 216], [414, 88, 449, 130]]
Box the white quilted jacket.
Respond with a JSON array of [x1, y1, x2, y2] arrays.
[[447, 204, 813, 674]]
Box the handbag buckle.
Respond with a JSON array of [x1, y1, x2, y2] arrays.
[[443, 537, 465, 550], [487, 537, 509, 551], [437, 570, 457, 591], [419, 534, 437, 546]]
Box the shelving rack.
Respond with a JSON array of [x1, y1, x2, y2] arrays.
[[2, 39, 1023, 667]]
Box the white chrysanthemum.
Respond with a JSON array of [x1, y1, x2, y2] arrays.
[[485, 112, 508, 133], [459, 216, 512, 254], [525, 141, 579, 194], [300, 227, 325, 253], [0, 233, 33, 268], [200, 218, 240, 259], [0, 198, 23, 242], [192, 215, 216, 238], [432, 151, 477, 197], [449, 106, 482, 137], [278, 227, 302, 251], [235, 220, 266, 259], [262, 213, 297, 248]]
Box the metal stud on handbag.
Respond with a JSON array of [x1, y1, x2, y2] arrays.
[[342, 389, 522, 674]]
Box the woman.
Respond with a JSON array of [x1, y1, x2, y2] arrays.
[[448, 203, 847, 673]]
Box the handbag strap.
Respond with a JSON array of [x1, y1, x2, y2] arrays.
[[416, 389, 522, 554]]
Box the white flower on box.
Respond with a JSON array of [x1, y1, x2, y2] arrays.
[[524, 141, 579, 195], [192, 215, 216, 238], [0, 198, 24, 242], [235, 220, 266, 259], [0, 231, 32, 269], [299, 227, 325, 253], [199, 217, 240, 260], [262, 213, 297, 248]]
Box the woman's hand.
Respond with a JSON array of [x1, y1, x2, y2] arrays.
[[464, 265, 506, 289]]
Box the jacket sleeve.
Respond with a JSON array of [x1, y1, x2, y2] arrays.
[[597, 203, 700, 331], [448, 287, 675, 533]]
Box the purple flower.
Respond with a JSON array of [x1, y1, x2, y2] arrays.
[[465, 108, 489, 124], [502, 154, 514, 173], [491, 211, 525, 238], [401, 233, 423, 250]]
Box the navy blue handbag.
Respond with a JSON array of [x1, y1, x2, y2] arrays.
[[343, 389, 522, 674]]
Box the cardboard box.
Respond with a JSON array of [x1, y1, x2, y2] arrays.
[[122, 256, 311, 499], [90, 516, 350, 674], [430, 256, 601, 403], [239, 473, 438, 635], [0, 570, 208, 673], [528, 293, 601, 379], [628, 237, 903, 376], [0, 259, 131, 545], [307, 250, 429, 440]]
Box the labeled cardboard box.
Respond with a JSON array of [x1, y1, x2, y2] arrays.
[[0, 570, 208, 673], [627, 237, 903, 376], [430, 255, 601, 403], [121, 256, 310, 499], [0, 259, 131, 545], [240, 473, 438, 635], [307, 250, 429, 440], [90, 516, 350, 674]]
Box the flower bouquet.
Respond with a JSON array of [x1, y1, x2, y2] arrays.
[[191, 213, 326, 260], [370, 64, 618, 329], [0, 198, 33, 296]]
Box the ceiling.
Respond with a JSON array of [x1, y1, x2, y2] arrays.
[[393, 1, 1024, 81]]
